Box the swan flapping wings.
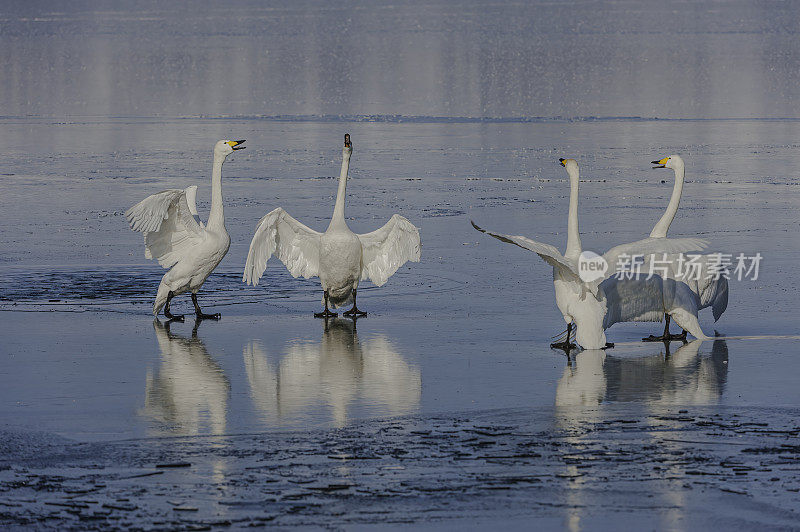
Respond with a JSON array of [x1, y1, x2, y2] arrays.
[[471, 221, 708, 294], [358, 214, 421, 286], [471, 220, 587, 286], [243, 207, 322, 285], [125, 187, 204, 269]]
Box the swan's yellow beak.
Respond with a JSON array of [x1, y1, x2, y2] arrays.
[[651, 156, 669, 168], [344, 133, 352, 149], [227, 140, 246, 150]]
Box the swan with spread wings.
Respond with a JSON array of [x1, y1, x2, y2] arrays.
[[472, 158, 709, 350], [126, 139, 245, 320], [243, 134, 421, 317]]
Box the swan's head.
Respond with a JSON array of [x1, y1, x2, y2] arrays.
[[343, 133, 353, 156], [651, 154, 683, 170], [215, 139, 246, 157], [559, 158, 579, 175]]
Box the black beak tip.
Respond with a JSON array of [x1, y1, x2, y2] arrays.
[[559, 158, 565, 163], [650, 160, 660, 164]]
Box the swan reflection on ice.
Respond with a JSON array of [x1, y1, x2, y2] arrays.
[[554, 339, 729, 531], [243, 317, 420, 428], [555, 339, 729, 408], [141, 319, 230, 436]]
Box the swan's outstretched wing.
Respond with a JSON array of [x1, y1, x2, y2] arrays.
[[602, 236, 708, 281], [125, 187, 204, 269], [243, 207, 322, 285], [358, 214, 421, 286], [471, 221, 586, 287], [601, 276, 667, 329]]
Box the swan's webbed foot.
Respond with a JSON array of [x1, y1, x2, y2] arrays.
[[602, 342, 615, 349], [164, 290, 183, 321], [644, 314, 685, 342], [550, 341, 577, 351], [315, 291, 338, 318], [191, 293, 220, 320], [550, 323, 576, 352], [164, 291, 184, 321], [164, 310, 184, 322], [342, 289, 367, 318], [642, 333, 686, 342]]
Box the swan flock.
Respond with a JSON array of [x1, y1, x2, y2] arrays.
[[126, 136, 726, 351]]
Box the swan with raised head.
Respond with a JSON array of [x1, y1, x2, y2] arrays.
[[641, 155, 728, 341], [126, 139, 245, 320], [243, 134, 421, 317], [472, 158, 709, 350]]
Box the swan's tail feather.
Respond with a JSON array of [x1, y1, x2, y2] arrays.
[[712, 277, 729, 322], [153, 281, 170, 316]]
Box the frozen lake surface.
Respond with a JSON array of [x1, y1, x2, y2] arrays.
[[1, 0, 800, 528]]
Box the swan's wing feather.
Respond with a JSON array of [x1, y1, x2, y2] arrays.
[[125, 188, 204, 269], [602, 236, 708, 280], [358, 214, 421, 286], [471, 221, 583, 283], [184, 185, 204, 228], [243, 207, 322, 285], [601, 276, 666, 329]]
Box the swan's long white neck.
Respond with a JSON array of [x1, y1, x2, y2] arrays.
[[328, 149, 351, 231], [564, 166, 582, 260], [649, 161, 684, 238], [207, 152, 226, 229]]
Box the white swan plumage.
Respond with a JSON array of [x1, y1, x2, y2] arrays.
[[243, 134, 421, 316], [126, 139, 245, 319], [638, 154, 728, 339], [472, 158, 709, 349]]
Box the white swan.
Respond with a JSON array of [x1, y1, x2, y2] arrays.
[[472, 158, 709, 350], [126, 139, 245, 320], [641, 155, 729, 340], [243, 134, 421, 317]]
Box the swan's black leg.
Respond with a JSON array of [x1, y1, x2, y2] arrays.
[[343, 289, 368, 318], [192, 293, 221, 320], [314, 291, 338, 318], [643, 314, 673, 342], [164, 291, 184, 322], [551, 323, 577, 351]]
